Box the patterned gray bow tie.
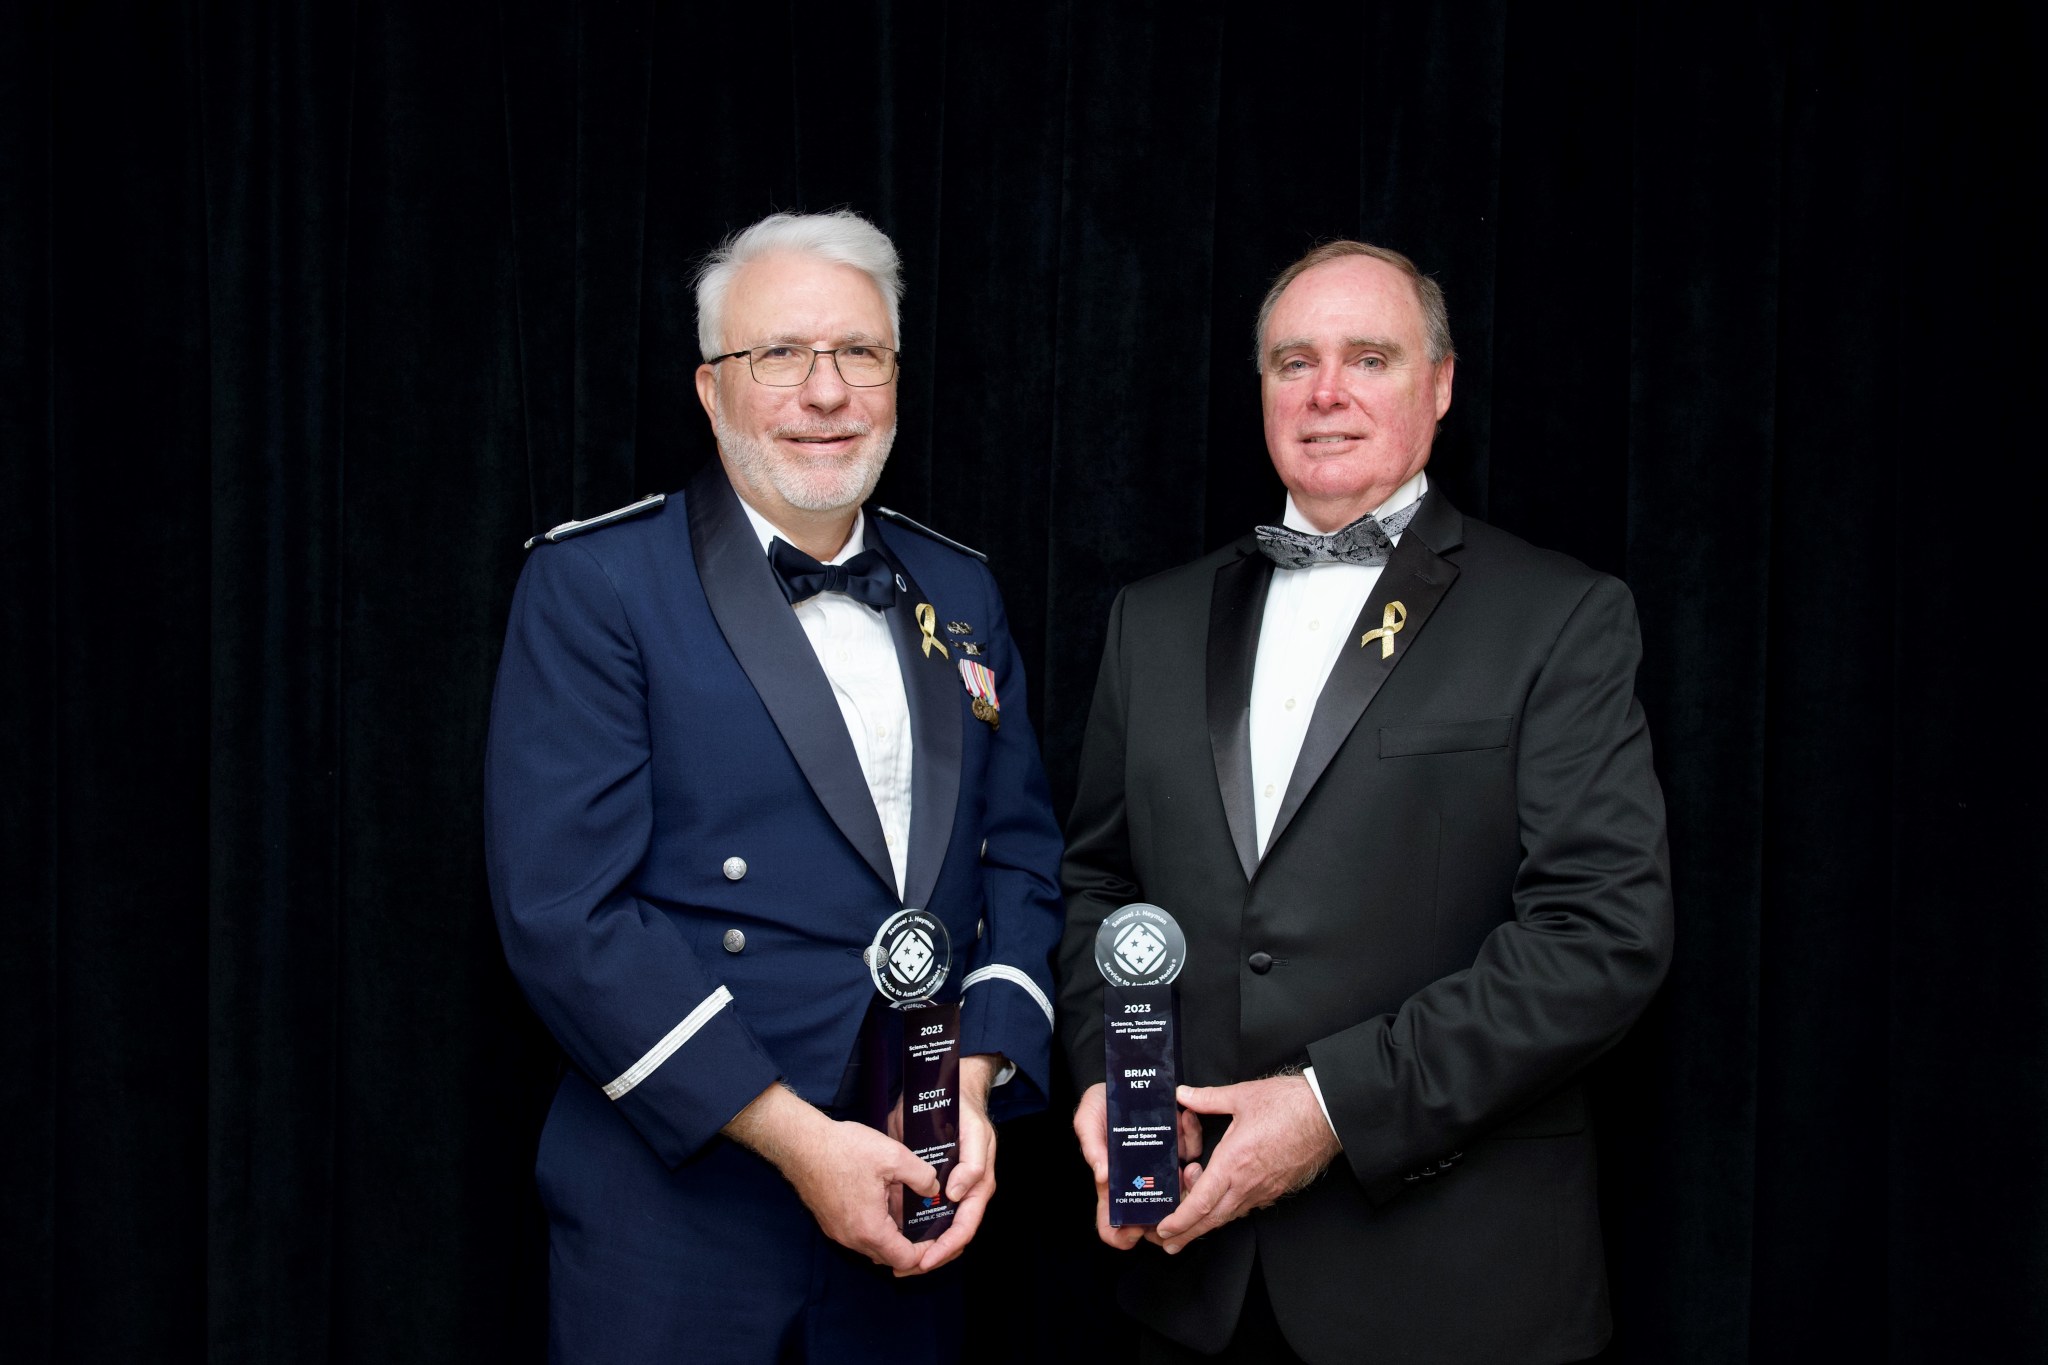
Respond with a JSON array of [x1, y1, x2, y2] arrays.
[[1254, 499, 1423, 570]]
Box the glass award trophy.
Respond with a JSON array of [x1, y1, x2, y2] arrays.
[[865, 908, 961, 1243], [1094, 902, 1187, 1227]]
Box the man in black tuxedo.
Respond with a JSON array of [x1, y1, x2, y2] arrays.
[[1058, 241, 1674, 1365]]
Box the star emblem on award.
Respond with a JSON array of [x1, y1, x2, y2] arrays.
[[869, 908, 949, 1005]]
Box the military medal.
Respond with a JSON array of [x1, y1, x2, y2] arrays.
[[958, 659, 1000, 730]]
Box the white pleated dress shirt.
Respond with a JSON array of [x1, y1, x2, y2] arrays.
[[1245, 468, 1428, 1135], [740, 501, 913, 899]]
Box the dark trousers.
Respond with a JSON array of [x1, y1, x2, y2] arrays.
[[1137, 1270, 1308, 1365], [1135, 1270, 1599, 1364], [540, 1072, 965, 1364]]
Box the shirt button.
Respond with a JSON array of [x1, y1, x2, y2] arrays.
[[875, 725, 887, 737], [1248, 951, 1274, 974], [1308, 618, 1321, 630], [722, 857, 747, 881], [1284, 697, 1297, 710], [1263, 783, 1276, 799], [723, 929, 746, 954]]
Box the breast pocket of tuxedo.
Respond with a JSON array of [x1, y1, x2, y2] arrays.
[[1378, 715, 1514, 758]]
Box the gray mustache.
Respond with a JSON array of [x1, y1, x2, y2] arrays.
[[775, 425, 871, 440]]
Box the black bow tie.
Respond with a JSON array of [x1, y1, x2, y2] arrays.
[[768, 538, 899, 609], [1254, 498, 1423, 570]]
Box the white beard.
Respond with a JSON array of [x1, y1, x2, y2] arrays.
[[714, 408, 896, 514]]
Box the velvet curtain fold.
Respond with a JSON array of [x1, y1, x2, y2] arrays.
[[4, 1, 2042, 1360]]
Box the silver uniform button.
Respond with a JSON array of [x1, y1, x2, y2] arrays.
[[977, 917, 986, 940], [722, 857, 747, 881], [722, 929, 746, 954]]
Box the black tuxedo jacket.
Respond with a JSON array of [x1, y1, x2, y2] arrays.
[[1058, 491, 1674, 1365]]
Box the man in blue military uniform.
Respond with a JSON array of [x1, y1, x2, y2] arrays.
[[486, 210, 1065, 1363]]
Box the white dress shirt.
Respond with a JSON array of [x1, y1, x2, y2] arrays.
[[739, 501, 913, 899], [1249, 469, 1427, 856], [1246, 468, 1428, 1137]]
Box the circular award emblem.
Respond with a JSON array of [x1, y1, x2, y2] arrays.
[[869, 908, 952, 1006], [1094, 903, 1186, 987]]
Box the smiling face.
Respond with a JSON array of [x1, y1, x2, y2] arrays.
[[1259, 255, 1455, 532], [693, 250, 898, 529]]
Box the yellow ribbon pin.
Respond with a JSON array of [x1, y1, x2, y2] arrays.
[[915, 603, 950, 659], [1360, 601, 1407, 658]]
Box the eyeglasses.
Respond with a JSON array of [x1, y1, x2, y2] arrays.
[[708, 343, 900, 387]]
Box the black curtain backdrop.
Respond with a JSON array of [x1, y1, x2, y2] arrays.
[[5, 2, 2044, 1361]]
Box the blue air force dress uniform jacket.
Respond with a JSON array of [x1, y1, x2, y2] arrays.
[[485, 462, 1065, 1359]]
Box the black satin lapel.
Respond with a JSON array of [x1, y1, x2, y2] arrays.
[[1206, 545, 1271, 882], [872, 538, 962, 915], [1268, 533, 1461, 854], [686, 467, 896, 894]]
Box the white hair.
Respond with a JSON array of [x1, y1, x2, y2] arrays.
[[693, 210, 904, 360]]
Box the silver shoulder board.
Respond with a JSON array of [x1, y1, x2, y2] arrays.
[[524, 493, 667, 549], [872, 506, 988, 563]]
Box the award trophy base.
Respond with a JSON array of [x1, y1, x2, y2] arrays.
[[863, 908, 961, 1243], [1104, 981, 1180, 1227], [898, 1000, 961, 1243]]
